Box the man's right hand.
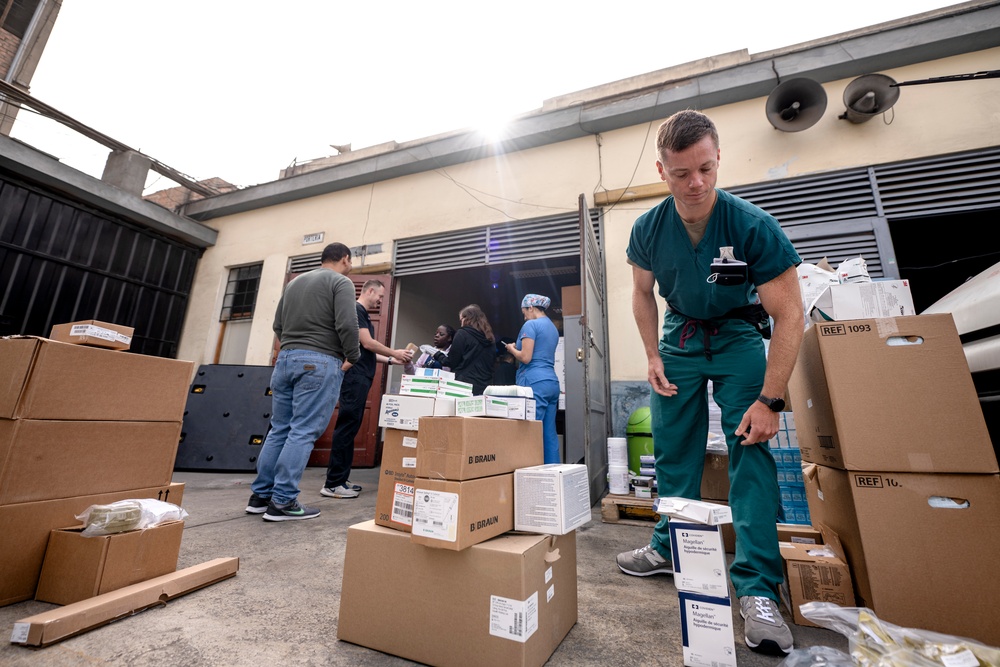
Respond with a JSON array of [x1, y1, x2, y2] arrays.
[[393, 348, 414, 363], [341, 360, 353, 372], [648, 357, 678, 397]]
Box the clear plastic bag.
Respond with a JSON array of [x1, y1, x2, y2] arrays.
[[75, 498, 189, 537], [799, 602, 1000, 666], [780, 645, 856, 667]]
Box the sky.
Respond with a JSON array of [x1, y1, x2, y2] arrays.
[[10, 0, 965, 193]]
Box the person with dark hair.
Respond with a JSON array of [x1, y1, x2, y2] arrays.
[[434, 304, 496, 395], [246, 242, 360, 522], [406, 324, 455, 373], [322, 279, 413, 499], [505, 294, 561, 463], [617, 109, 804, 655]]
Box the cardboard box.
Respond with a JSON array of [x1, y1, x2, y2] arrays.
[[677, 591, 737, 667], [48, 320, 134, 351], [655, 497, 733, 526], [777, 523, 823, 544], [35, 520, 184, 605], [338, 520, 577, 667], [788, 315, 998, 473], [374, 429, 419, 532], [514, 464, 591, 535], [411, 474, 514, 550], [455, 395, 510, 418], [414, 417, 544, 481], [0, 337, 193, 421], [12, 558, 238, 647], [561, 285, 581, 317], [0, 482, 184, 607], [808, 280, 916, 322], [701, 452, 729, 501], [802, 464, 1000, 645], [377, 394, 435, 430], [779, 536, 855, 627], [0, 420, 181, 505], [669, 521, 729, 597]]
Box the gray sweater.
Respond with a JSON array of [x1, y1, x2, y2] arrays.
[[272, 268, 361, 363]]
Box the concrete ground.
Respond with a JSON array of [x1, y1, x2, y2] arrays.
[[1, 466, 849, 666]]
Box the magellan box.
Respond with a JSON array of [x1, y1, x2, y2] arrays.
[[677, 591, 737, 667], [668, 521, 729, 597], [411, 474, 514, 551], [0, 482, 185, 607], [514, 464, 591, 535], [778, 535, 855, 627], [377, 394, 435, 430], [808, 280, 915, 322], [415, 417, 543, 481], [788, 315, 998, 473], [802, 464, 1000, 646], [35, 520, 184, 605], [339, 520, 577, 667], [374, 429, 418, 532], [0, 420, 182, 505], [0, 337, 193, 421], [48, 320, 134, 351]]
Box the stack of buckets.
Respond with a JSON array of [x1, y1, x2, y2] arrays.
[[607, 407, 656, 495]]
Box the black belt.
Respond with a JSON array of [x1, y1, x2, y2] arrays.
[[669, 303, 771, 361]]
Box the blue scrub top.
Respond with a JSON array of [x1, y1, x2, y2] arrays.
[[626, 189, 800, 321], [514, 316, 559, 386]]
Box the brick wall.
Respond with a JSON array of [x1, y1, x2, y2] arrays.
[[0, 29, 20, 77]]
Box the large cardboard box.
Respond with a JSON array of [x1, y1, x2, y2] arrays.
[[411, 474, 514, 550], [35, 520, 184, 605], [339, 520, 577, 667], [374, 429, 418, 532], [700, 452, 729, 501], [0, 420, 181, 505], [802, 463, 1000, 645], [0, 482, 184, 607], [778, 537, 854, 627], [788, 315, 997, 472], [0, 337, 193, 421], [514, 464, 591, 535], [414, 416, 543, 481], [48, 320, 134, 351], [808, 280, 915, 322], [561, 285, 581, 317]]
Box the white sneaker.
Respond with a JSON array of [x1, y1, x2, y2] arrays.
[[320, 485, 359, 499]]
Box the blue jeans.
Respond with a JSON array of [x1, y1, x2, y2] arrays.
[[252, 349, 345, 505]]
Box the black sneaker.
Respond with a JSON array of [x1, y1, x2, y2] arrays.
[[246, 493, 269, 514], [263, 499, 321, 522]]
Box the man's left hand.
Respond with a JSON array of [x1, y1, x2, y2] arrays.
[[735, 401, 779, 445]]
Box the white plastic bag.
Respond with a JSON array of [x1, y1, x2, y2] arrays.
[[75, 498, 189, 537]]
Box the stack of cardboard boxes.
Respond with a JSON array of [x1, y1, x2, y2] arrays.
[[340, 378, 580, 666], [788, 314, 1000, 646], [0, 325, 192, 607]]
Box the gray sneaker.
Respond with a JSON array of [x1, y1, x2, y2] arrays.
[[739, 596, 793, 654], [320, 484, 359, 499], [616, 544, 674, 576]]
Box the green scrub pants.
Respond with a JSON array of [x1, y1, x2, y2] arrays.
[[648, 316, 783, 600]]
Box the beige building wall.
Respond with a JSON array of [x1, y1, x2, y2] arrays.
[[178, 47, 1000, 384]]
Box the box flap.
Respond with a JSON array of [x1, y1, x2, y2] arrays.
[[0, 338, 40, 419]]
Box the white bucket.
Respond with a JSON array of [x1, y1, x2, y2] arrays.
[[608, 463, 630, 495], [607, 437, 628, 466]]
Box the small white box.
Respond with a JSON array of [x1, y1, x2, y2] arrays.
[[405, 367, 456, 380], [677, 591, 737, 667], [668, 521, 729, 596], [655, 497, 733, 526], [433, 398, 456, 417], [514, 464, 591, 535], [504, 397, 536, 420], [455, 395, 510, 418], [378, 394, 436, 430], [808, 279, 915, 323]]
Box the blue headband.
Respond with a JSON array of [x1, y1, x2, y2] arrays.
[[521, 294, 551, 309]]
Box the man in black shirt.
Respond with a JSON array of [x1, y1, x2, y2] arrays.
[[322, 280, 412, 498]]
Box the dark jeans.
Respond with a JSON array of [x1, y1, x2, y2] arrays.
[[324, 369, 372, 489]]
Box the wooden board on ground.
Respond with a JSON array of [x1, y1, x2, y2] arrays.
[[601, 493, 661, 526]]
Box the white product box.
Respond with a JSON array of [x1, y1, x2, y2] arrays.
[[808, 279, 916, 323], [505, 397, 536, 420], [677, 591, 737, 667], [668, 521, 729, 596], [433, 398, 456, 417], [401, 376, 473, 394], [455, 395, 510, 418], [378, 394, 436, 430], [655, 497, 733, 526], [405, 367, 456, 380], [514, 464, 591, 535]]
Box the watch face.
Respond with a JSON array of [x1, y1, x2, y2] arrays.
[[772, 398, 785, 412]]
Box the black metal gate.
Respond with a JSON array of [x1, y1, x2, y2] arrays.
[[0, 171, 199, 358]]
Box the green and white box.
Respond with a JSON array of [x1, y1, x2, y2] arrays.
[[455, 395, 510, 418]]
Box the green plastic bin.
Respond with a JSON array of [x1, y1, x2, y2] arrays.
[[626, 407, 654, 475]]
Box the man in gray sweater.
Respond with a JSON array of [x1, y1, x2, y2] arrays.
[[246, 242, 361, 521]]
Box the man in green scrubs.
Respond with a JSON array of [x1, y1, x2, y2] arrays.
[[617, 110, 804, 655]]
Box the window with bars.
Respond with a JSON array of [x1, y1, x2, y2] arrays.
[[220, 264, 262, 321], [1, 0, 41, 39]]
